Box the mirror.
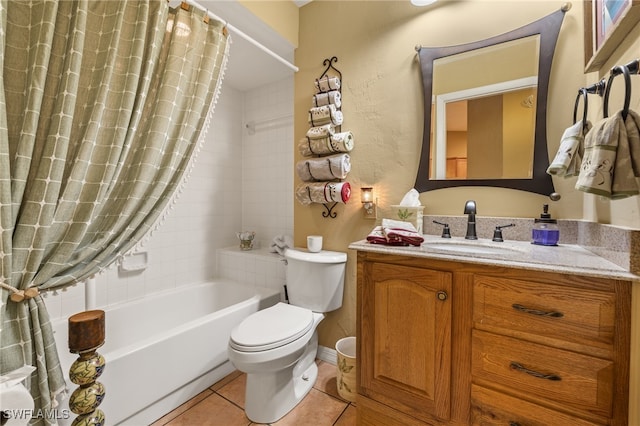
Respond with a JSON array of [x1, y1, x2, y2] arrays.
[[414, 7, 568, 195]]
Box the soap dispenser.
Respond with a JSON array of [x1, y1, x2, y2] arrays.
[[532, 204, 559, 246]]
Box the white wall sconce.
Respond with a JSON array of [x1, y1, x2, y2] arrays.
[[361, 187, 377, 219]]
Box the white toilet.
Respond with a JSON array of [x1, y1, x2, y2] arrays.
[[228, 247, 347, 423]]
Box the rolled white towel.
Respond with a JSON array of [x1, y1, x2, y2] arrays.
[[312, 90, 341, 108], [306, 124, 335, 140], [295, 181, 351, 205], [298, 131, 354, 157], [296, 154, 351, 182], [308, 105, 343, 127], [315, 76, 340, 93]]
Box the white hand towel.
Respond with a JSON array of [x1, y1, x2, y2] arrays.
[[269, 234, 293, 255], [296, 154, 351, 182], [298, 131, 354, 157], [315, 76, 340, 93], [547, 120, 590, 177]]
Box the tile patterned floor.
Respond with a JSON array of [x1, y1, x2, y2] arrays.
[[150, 361, 356, 426]]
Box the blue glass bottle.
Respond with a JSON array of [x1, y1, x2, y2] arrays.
[[532, 204, 559, 246]]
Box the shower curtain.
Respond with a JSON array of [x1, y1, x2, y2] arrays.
[[0, 1, 229, 421]]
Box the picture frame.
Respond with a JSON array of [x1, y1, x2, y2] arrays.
[[584, 0, 640, 72]]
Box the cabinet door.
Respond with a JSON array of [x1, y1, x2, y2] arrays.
[[360, 262, 452, 423]]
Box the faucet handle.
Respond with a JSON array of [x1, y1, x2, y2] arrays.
[[433, 220, 451, 238], [492, 223, 516, 242]]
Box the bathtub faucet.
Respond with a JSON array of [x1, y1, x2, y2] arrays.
[[464, 200, 477, 240]]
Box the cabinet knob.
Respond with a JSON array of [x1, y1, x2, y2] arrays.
[[437, 291, 448, 301]]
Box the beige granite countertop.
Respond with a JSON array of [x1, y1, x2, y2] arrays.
[[349, 234, 640, 281]]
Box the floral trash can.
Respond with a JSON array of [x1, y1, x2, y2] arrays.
[[336, 336, 356, 402]]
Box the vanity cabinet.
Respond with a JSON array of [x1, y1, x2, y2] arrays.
[[358, 261, 452, 424], [355, 251, 632, 426]]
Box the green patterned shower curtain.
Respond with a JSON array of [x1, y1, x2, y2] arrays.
[[0, 1, 229, 421]]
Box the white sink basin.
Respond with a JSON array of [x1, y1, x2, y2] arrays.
[[422, 240, 520, 256]]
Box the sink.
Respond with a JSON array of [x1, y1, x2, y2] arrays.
[[422, 240, 520, 256]]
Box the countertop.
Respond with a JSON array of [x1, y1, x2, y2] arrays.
[[349, 234, 640, 281]]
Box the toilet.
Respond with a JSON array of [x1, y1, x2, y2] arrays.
[[228, 247, 347, 423]]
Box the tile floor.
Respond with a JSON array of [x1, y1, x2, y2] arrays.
[[150, 360, 356, 426]]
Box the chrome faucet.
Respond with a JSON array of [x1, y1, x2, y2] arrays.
[[464, 200, 477, 240]]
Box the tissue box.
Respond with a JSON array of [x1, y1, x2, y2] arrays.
[[390, 205, 424, 234]]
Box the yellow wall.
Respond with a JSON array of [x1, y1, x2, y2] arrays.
[[238, 0, 299, 47], [293, 0, 640, 349], [583, 10, 640, 225]]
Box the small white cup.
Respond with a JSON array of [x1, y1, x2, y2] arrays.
[[307, 235, 323, 253]]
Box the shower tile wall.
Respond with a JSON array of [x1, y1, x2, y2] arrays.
[[216, 247, 287, 299], [242, 77, 294, 248], [44, 76, 294, 322]]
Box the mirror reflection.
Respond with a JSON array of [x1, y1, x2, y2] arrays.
[[414, 7, 567, 195], [431, 37, 539, 180]]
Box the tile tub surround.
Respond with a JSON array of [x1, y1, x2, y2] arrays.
[[216, 246, 288, 300], [422, 214, 640, 276]]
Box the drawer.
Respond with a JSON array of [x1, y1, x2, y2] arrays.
[[473, 275, 616, 350], [472, 330, 613, 419], [471, 384, 601, 426]]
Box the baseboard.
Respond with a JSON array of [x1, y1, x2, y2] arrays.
[[316, 344, 337, 365]]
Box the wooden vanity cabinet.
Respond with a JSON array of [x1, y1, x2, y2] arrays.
[[356, 251, 473, 425], [355, 251, 632, 426]]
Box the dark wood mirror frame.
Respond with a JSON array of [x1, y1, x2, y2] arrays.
[[414, 7, 568, 195]]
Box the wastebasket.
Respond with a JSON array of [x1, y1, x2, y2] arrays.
[[336, 336, 356, 402]]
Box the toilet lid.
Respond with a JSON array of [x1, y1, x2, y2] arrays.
[[230, 303, 314, 352]]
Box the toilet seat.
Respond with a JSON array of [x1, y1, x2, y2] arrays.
[[230, 303, 313, 352]]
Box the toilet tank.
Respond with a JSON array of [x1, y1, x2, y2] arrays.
[[284, 248, 347, 312]]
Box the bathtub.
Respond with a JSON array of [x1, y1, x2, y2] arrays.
[[52, 280, 280, 425]]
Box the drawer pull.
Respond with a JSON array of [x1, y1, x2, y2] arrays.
[[512, 303, 563, 318], [437, 291, 448, 301], [509, 361, 561, 381]]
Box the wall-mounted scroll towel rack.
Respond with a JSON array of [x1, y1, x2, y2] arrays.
[[295, 56, 353, 219]]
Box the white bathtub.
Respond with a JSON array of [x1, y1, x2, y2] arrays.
[[52, 280, 280, 425]]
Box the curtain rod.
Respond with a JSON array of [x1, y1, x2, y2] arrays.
[[180, 0, 299, 73]]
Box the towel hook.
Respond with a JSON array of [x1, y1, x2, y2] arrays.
[[604, 64, 631, 120], [572, 88, 588, 132]]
